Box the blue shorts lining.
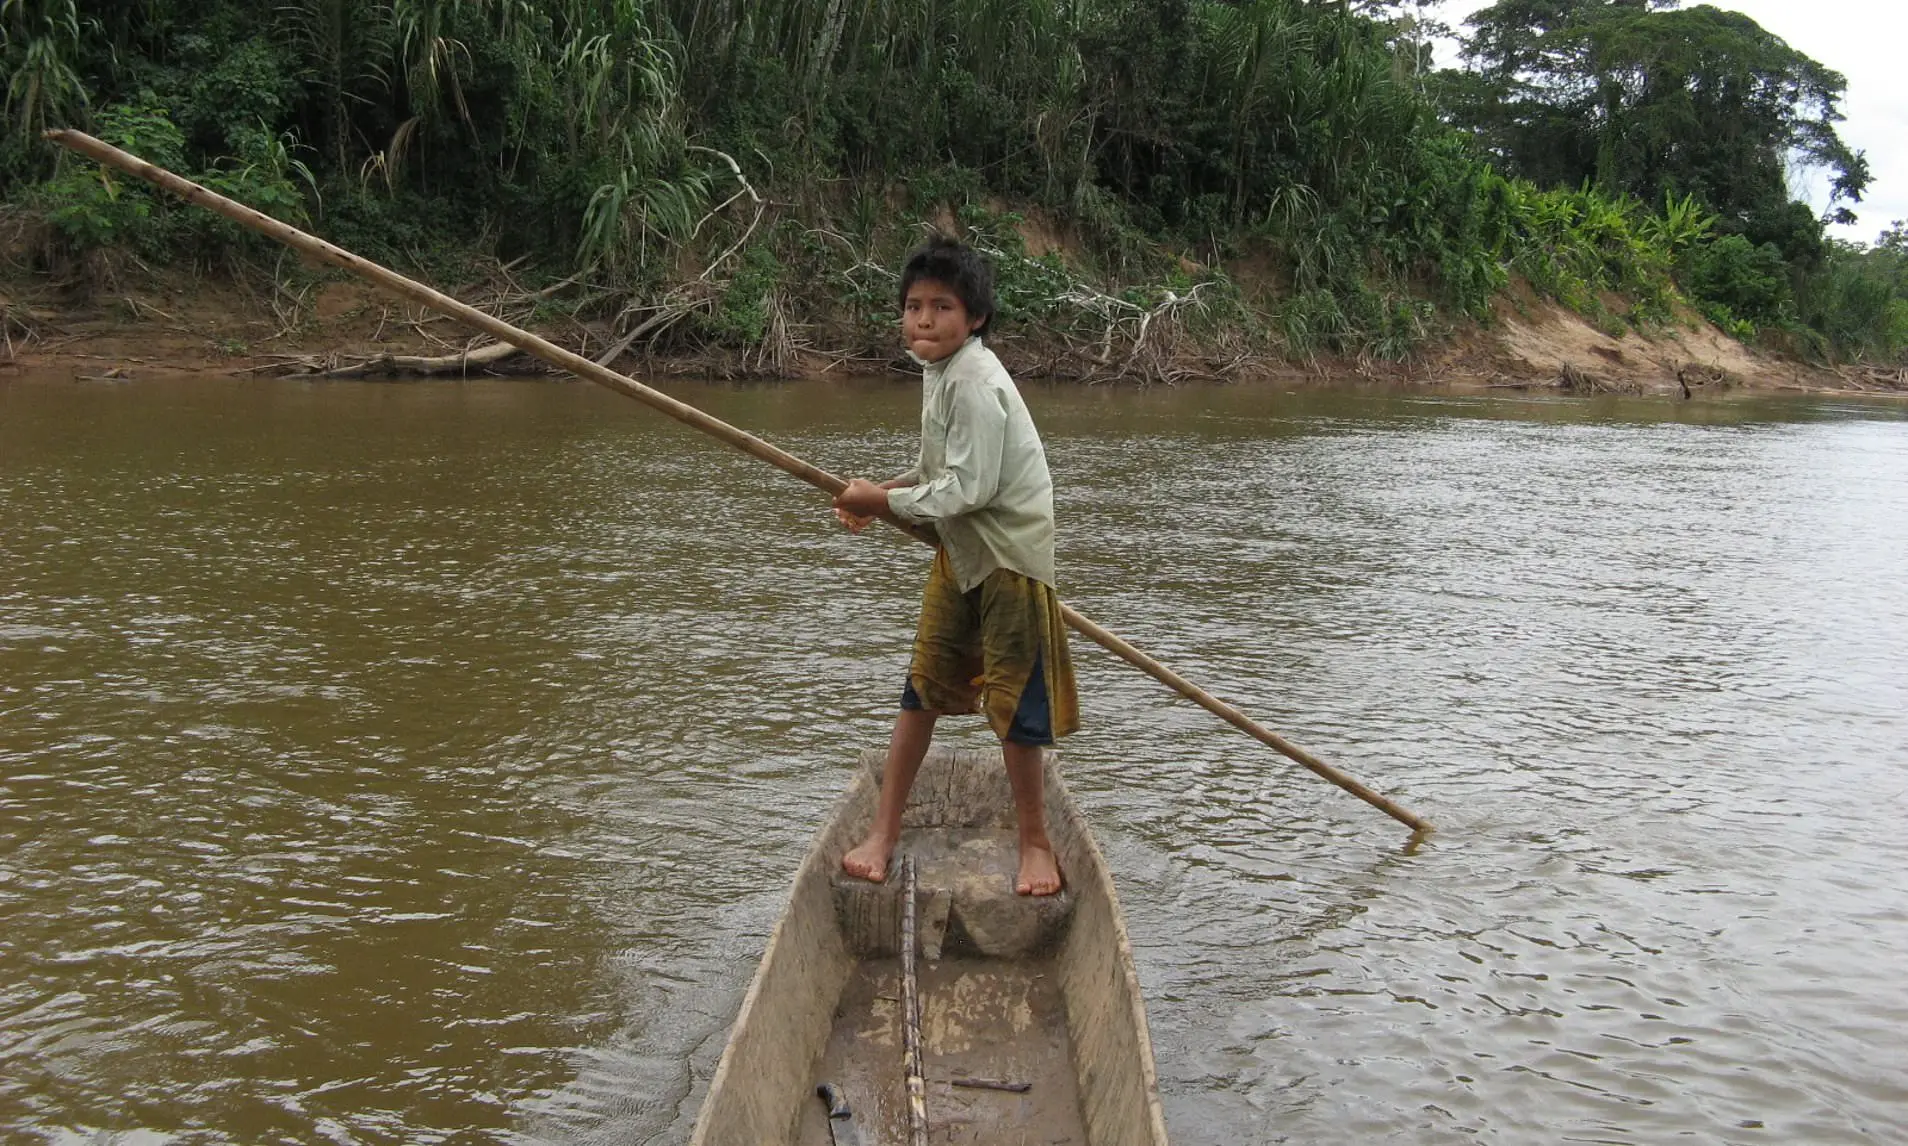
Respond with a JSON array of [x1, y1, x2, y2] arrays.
[[900, 649, 1053, 746]]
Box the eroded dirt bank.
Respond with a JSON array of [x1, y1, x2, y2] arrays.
[[3, 274, 1901, 397]]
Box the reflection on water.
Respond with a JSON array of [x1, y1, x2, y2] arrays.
[[2, 376, 1904, 1144]]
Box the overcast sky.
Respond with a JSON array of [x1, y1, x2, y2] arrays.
[[1433, 0, 1907, 244]]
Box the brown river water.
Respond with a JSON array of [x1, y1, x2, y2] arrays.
[[2, 374, 1905, 1145]]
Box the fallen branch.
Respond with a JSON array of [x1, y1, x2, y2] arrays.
[[593, 298, 705, 367], [1554, 362, 1641, 394], [1, 299, 39, 359], [1864, 365, 1906, 390], [310, 338, 524, 379]]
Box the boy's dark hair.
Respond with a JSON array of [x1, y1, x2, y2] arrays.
[[899, 235, 996, 336]]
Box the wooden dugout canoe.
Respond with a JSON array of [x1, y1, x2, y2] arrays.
[[690, 745, 1170, 1145]]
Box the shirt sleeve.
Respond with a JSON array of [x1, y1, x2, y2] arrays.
[[886, 380, 1006, 524]]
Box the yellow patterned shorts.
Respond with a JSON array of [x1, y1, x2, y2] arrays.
[[902, 548, 1080, 745]]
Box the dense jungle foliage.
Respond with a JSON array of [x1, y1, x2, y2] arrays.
[[1, 0, 1903, 368]]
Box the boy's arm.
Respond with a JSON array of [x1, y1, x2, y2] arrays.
[[890, 439, 924, 487], [886, 382, 1006, 524]]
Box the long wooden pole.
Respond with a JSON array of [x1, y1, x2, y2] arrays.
[[47, 128, 1431, 834]]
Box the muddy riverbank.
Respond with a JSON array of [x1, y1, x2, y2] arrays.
[[3, 271, 1900, 398]]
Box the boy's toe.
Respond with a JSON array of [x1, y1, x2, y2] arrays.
[[1015, 847, 1063, 896], [841, 841, 893, 883]]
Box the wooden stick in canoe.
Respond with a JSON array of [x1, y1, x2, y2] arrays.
[[46, 127, 1432, 835], [900, 856, 929, 1146]]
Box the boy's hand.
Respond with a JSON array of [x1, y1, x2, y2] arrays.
[[833, 477, 890, 518], [834, 506, 874, 533]]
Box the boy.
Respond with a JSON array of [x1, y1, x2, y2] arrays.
[[832, 236, 1078, 897]]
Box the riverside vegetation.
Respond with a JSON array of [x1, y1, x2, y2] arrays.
[[1, 0, 1904, 380]]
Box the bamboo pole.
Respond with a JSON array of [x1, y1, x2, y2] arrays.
[[46, 127, 1431, 835]]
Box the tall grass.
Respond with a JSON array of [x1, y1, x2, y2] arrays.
[[1, 0, 89, 153]]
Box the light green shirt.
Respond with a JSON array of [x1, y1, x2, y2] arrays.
[[886, 337, 1057, 592]]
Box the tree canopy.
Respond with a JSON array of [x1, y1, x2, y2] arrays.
[[1444, 0, 1870, 265]]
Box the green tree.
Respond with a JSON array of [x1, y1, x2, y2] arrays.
[[1446, 0, 1869, 262], [1797, 223, 1908, 363]]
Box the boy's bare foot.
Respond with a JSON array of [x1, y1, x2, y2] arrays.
[[841, 834, 897, 883], [1016, 843, 1063, 896]]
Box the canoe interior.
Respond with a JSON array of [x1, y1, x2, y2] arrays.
[[797, 954, 1086, 1145], [690, 745, 1169, 1146]]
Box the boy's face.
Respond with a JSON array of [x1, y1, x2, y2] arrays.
[[902, 279, 983, 363]]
